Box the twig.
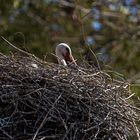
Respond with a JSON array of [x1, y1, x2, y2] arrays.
[[1, 36, 49, 65], [132, 118, 140, 140], [32, 94, 62, 140], [0, 128, 14, 140], [1, 36, 32, 56]]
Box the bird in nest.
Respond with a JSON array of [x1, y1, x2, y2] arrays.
[[55, 43, 77, 68]]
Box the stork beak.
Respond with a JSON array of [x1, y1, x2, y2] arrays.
[[64, 53, 77, 68]]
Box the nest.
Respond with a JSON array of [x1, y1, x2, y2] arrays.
[[0, 53, 139, 140]]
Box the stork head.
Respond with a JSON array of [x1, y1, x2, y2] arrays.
[[55, 43, 77, 67]]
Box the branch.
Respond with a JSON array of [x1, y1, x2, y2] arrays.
[[1, 36, 49, 65], [1, 36, 32, 56]]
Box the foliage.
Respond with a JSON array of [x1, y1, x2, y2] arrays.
[[0, 0, 140, 94]]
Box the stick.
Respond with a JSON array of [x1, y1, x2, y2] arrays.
[[1, 36, 49, 65], [32, 94, 62, 140], [1, 36, 33, 56]]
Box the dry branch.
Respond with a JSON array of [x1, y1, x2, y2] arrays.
[[0, 53, 139, 140]]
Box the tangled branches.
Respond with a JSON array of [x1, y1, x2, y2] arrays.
[[0, 53, 139, 140]]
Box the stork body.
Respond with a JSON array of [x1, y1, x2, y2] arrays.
[[55, 43, 77, 67]]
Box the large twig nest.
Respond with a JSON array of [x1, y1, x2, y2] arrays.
[[0, 53, 139, 140]]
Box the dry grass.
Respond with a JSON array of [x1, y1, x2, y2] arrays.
[[0, 53, 139, 140]]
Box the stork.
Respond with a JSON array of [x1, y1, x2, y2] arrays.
[[55, 43, 77, 67]]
